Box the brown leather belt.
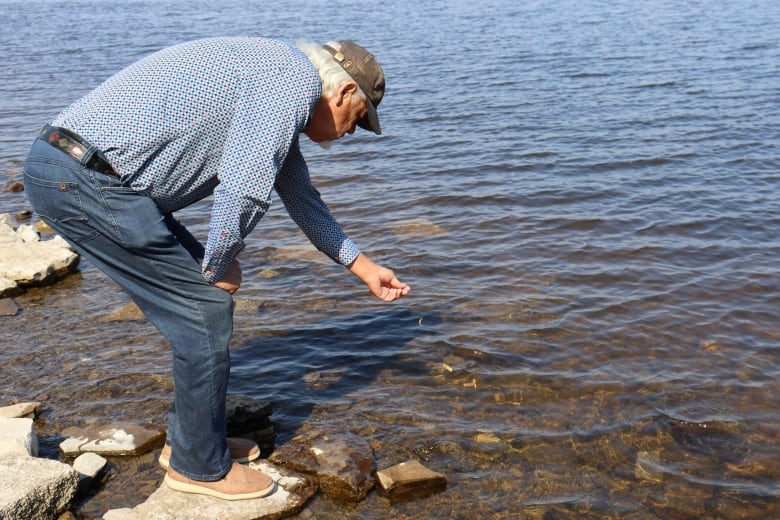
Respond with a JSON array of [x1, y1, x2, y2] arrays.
[[40, 125, 118, 178]]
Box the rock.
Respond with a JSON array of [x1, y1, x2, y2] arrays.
[[102, 460, 317, 520], [0, 418, 38, 457], [73, 452, 107, 478], [5, 180, 24, 192], [103, 508, 133, 520], [60, 421, 165, 457], [225, 395, 276, 453], [634, 451, 665, 482], [390, 217, 448, 238], [14, 210, 32, 221], [0, 455, 79, 520], [14, 224, 39, 243], [102, 301, 146, 322], [73, 452, 108, 494], [375, 459, 447, 498], [35, 220, 54, 234], [0, 214, 79, 287], [234, 298, 264, 313], [0, 297, 20, 315], [269, 428, 374, 501], [0, 402, 41, 419]]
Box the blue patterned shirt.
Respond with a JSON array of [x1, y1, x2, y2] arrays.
[[52, 37, 360, 282]]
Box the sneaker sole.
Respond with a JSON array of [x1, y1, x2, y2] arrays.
[[158, 451, 260, 470], [163, 474, 276, 500]]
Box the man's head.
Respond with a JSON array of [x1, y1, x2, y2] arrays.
[[298, 40, 385, 144], [322, 41, 384, 135]]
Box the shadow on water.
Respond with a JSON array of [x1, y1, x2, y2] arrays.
[[228, 306, 440, 442]]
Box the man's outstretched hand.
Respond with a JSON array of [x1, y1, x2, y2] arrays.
[[348, 253, 410, 302]]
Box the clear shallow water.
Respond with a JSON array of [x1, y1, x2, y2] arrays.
[[2, 0, 780, 518]]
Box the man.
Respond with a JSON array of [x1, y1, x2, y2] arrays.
[[23, 37, 409, 500]]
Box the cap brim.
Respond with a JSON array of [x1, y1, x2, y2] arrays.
[[358, 100, 381, 135]]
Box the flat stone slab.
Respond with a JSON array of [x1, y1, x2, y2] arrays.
[[60, 421, 165, 457], [102, 461, 317, 520], [0, 402, 40, 419], [375, 459, 447, 496], [0, 455, 79, 520]]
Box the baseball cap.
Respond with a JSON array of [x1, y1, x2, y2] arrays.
[[323, 40, 385, 135]]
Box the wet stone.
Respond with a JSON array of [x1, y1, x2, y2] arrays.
[[5, 180, 24, 192], [269, 428, 375, 501], [34, 220, 54, 234], [375, 459, 447, 497], [102, 301, 146, 322], [60, 421, 165, 457], [14, 210, 32, 221], [234, 298, 264, 313], [634, 451, 665, 482], [0, 297, 20, 315]]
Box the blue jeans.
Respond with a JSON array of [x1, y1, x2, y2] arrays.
[[23, 137, 234, 480]]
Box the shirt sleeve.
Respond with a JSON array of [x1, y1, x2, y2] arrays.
[[274, 140, 361, 266], [202, 70, 313, 282]]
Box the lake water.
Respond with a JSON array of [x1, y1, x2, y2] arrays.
[[2, 0, 779, 518]]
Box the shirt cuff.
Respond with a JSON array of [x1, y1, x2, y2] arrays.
[[202, 230, 245, 283]]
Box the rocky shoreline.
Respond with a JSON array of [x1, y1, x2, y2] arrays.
[[0, 396, 446, 519], [0, 212, 446, 518]]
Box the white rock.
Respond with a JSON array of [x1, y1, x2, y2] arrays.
[[15, 224, 40, 244], [0, 402, 40, 419], [0, 277, 18, 298], [0, 418, 38, 457], [0, 213, 79, 287], [0, 455, 79, 520], [73, 452, 107, 480]]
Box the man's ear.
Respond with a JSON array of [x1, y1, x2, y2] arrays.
[[336, 81, 358, 105]]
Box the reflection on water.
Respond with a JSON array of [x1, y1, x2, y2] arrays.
[[2, 0, 780, 518]]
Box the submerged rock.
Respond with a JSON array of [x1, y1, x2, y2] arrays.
[[102, 301, 146, 322], [0, 297, 20, 316], [375, 459, 447, 498], [269, 428, 375, 501]]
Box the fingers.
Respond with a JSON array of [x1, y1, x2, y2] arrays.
[[376, 279, 411, 301]]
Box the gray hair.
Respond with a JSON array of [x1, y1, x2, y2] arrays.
[[296, 41, 367, 102]]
